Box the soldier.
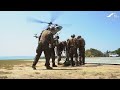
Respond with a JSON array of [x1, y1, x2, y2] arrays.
[[65, 39, 70, 62], [49, 35, 58, 67], [56, 41, 66, 65], [49, 25, 63, 67], [32, 27, 55, 70], [67, 34, 78, 66], [77, 36, 85, 65], [62, 40, 72, 66]]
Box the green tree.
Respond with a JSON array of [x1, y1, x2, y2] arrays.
[[110, 48, 120, 56], [104, 50, 110, 57], [115, 48, 120, 56], [85, 50, 92, 57]]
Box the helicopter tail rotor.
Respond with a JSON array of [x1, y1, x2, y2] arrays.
[[33, 34, 38, 38]]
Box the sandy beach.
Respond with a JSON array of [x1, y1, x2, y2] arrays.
[[0, 59, 120, 79]]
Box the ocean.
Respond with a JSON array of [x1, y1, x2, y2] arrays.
[[0, 56, 120, 64], [0, 56, 35, 60]]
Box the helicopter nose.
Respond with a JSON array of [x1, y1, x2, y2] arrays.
[[57, 26, 62, 30]]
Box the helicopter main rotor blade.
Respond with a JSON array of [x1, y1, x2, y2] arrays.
[[28, 17, 49, 24], [50, 11, 63, 23]]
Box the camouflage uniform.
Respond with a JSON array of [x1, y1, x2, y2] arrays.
[[67, 35, 78, 66], [56, 41, 65, 65], [32, 29, 54, 70], [49, 38, 57, 67], [65, 39, 70, 61], [77, 36, 85, 65]]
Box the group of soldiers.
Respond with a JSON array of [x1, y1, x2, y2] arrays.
[[63, 34, 85, 67], [32, 25, 85, 70]]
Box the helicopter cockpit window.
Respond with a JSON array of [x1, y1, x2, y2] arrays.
[[56, 25, 62, 30]]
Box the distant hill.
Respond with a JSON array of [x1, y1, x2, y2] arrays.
[[85, 48, 104, 57]]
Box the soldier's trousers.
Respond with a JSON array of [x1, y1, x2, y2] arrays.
[[32, 42, 51, 67], [57, 55, 61, 64], [65, 49, 69, 61], [69, 47, 78, 66], [57, 53, 62, 63], [50, 48, 56, 65], [78, 47, 85, 65], [56, 49, 62, 63]]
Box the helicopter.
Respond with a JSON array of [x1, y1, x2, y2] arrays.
[[32, 21, 62, 38], [28, 11, 70, 38], [27, 12, 63, 38]]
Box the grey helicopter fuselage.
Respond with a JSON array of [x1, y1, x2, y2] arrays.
[[48, 24, 62, 35]]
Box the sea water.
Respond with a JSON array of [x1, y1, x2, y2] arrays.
[[0, 56, 34, 60]]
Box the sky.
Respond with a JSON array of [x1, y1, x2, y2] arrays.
[[0, 11, 120, 56]]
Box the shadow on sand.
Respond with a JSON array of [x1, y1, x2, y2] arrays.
[[41, 67, 82, 70], [38, 64, 103, 70]]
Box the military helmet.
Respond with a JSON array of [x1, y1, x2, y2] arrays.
[[55, 36, 59, 39], [77, 35, 81, 39], [71, 34, 75, 38]]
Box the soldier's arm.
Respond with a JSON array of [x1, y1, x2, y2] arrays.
[[67, 39, 69, 45], [67, 39, 70, 49], [38, 30, 44, 41], [49, 32, 54, 45], [83, 39, 85, 46], [38, 35, 41, 41], [63, 43, 66, 51], [38, 33, 42, 44], [63, 46, 66, 51], [75, 38, 78, 47]]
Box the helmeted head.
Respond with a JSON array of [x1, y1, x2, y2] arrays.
[[71, 34, 75, 38], [77, 35, 81, 39], [56, 36, 59, 39], [62, 41, 67, 46]]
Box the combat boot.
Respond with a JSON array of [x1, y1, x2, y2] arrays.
[[71, 61, 75, 67], [32, 65, 36, 70], [79, 57, 82, 65], [52, 63, 57, 67], [76, 62, 79, 66], [82, 59, 85, 65], [58, 62, 63, 65], [46, 66, 53, 69], [79, 61, 82, 65], [75, 58, 79, 66], [82, 62, 85, 65]]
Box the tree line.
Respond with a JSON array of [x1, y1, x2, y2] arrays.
[[85, 48, 120, 57]]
